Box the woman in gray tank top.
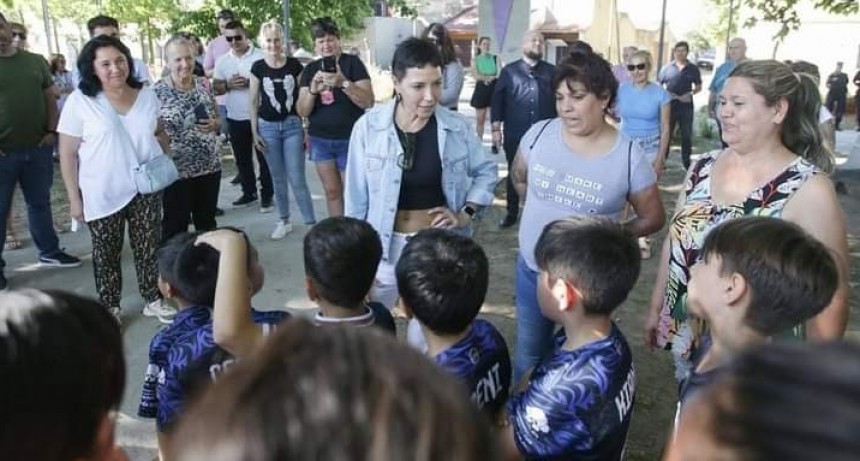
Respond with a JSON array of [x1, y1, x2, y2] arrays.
[[508, 51, 666, 383]]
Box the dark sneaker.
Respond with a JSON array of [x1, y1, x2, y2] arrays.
[[232, 195, 257, 207], [499, 214, 518, 229], [38, 250, 82, 268], [0, 272, 7, 291], [260, 199, 274, 213], [214, 207, 225, 216], [230, 175, 242, 185]]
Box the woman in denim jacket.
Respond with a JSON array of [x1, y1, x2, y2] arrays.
[[345, 37, 497, 311]]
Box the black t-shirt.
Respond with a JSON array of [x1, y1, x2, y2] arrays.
[[299, 53, 370, 139], [251, 57, 303, 121]]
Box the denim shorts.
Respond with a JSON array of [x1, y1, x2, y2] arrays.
[[308, 136, 350, 171], [630, 133, 661, 164]]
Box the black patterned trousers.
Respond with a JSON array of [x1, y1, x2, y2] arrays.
[[87, 193, 162, 309]]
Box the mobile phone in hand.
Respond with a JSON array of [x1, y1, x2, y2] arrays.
[[322, 56, 336, 73], [194, 103, 209, 123]]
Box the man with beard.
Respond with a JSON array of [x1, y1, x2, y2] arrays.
[[491, 31, 557, 228]]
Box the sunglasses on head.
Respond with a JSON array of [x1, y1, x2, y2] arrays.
[[225, 35, 243, 42], [627, 63, 647, 71], [12, 31, 26, 40]]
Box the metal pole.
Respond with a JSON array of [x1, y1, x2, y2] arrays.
[[725, 0, 735, 56], [283, 0, 291, 51], [656, 0, 668, 72], [41, 0, 53, 55]]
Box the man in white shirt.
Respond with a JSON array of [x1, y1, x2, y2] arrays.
[[205, 9, 235, 146], [71, 15, 151, 86], [213, 20, 273, 210]]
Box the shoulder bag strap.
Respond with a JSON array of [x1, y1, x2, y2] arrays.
[[626, 140, 633, 199], [528, 119, 554, 151], [96, 93, 144, 166]]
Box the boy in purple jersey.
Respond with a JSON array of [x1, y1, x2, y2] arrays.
[[678, 217, 838, 408], [138, 229, 289, 457], [501, 217, 639, 461], [201, 217, 394, 358], [396, 228, 511, 420]]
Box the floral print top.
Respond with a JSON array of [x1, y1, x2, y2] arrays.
[[153, 76, 221, 179], [657, 150, 819, 358]]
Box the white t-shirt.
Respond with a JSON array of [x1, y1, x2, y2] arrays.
[[57, 87, 164, 222], [213, 46, 264, 121]]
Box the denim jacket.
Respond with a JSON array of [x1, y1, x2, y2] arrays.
[[345, 100, 498, 260]]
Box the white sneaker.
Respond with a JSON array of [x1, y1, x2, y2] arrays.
[[270, 221, 293, 240], [108, 306, 122, 326], [142, 299, 177, 324]]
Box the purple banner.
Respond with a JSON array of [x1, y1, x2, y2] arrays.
[[493, 0, 514, 52]]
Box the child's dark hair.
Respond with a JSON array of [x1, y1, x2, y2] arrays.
[[172, 319, 495, 460], [158, 228, 254, 307], [304, 217, 382, 309], [534, 217, 640, 315], [0, 290, 125, 461], [553, 49, 618, 110], [699, 216, 838, 335], [396, 229, 488, 334], [700, 341, 860, 461]]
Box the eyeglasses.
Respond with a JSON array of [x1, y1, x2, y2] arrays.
[[396, 128, 415, 171], [627, 63, 647, 71], [225, 35, 243, 42], [12, 31, 26, 40]]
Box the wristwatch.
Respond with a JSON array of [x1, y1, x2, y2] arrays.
[[341, 80, 352, 90]]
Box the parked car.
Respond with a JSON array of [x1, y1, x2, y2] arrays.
[[694, 49, 716, 70]]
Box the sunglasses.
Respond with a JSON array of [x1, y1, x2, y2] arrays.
[[12, 31, 26, 40], [627, 63, 647, 71], [225, 35, 244, 42]]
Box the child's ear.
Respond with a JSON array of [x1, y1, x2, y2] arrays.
[[304, 276, 318, 302], [724, 272, 748, 306], [157, 276, 178, 300], [397, 298, 414, 319], [551, 278, 580, 311], [89, 411, 119, 461]]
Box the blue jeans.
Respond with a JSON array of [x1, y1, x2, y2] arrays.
[[0, 146, 61, 270], [513, 254, 556, 384], [258, 117, 316, 224], [308, 136, 349, 171]]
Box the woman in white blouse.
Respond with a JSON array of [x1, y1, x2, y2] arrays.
[[58, 35, 177, 325]]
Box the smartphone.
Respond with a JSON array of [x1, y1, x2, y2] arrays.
[[194, 103, 209, 122], [322, 55, 336, 73]]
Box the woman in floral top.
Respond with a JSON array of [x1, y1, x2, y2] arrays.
[[645, 60, 849, 381], [154, 35, 222, 240]]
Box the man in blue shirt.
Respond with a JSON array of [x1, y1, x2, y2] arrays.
[[491, 30, 556, 228], [658, 41, 701, 170], [708, 38, 747, 147]]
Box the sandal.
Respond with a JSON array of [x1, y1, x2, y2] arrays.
[[639, 237, 652, 260], [4, 234, 23, 251]]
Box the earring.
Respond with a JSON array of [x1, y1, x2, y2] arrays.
[[395, 92, 402, 102]]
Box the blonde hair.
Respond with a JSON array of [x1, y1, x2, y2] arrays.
[[258, 19, 284, 44]]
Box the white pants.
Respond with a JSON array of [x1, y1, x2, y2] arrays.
[[369, 231, 427, 351]]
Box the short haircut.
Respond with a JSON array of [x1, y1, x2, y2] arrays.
[[0, 289, 125, 461], [216, 9, 234, 20], [396, 229, 489, 335], [76, 34, 142, 97], [699, 341, 860, 461], [158, 228, 255, 307], [86, 14, 119, 36], [700, 216, 838, 336], [391, 36, 443, 80], [303, 217, 382, 309], [534, 217, 640, 315], [171, 319, 494, 460], [553, 49, 618, 114], [310, 16, 339, 39], [49, 53, 66, 74], [674, 41, 690, 52], [223, 19, 244, 32], [630, 49, 653, 69]]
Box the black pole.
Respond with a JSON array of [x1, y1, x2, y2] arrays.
[[656, 0, 668, 72]]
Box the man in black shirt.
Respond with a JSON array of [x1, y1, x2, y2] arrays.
[[658, 41, 701, 170], [825, 62, 849, 130], [491, 30, 557, 228]]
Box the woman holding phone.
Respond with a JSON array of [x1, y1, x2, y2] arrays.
[[297, 17, 374, 217], [154, 34, 222, 240]]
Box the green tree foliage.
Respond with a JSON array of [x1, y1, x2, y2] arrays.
[[705, 0, 858, 44], [171, 0, 416, 47]]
